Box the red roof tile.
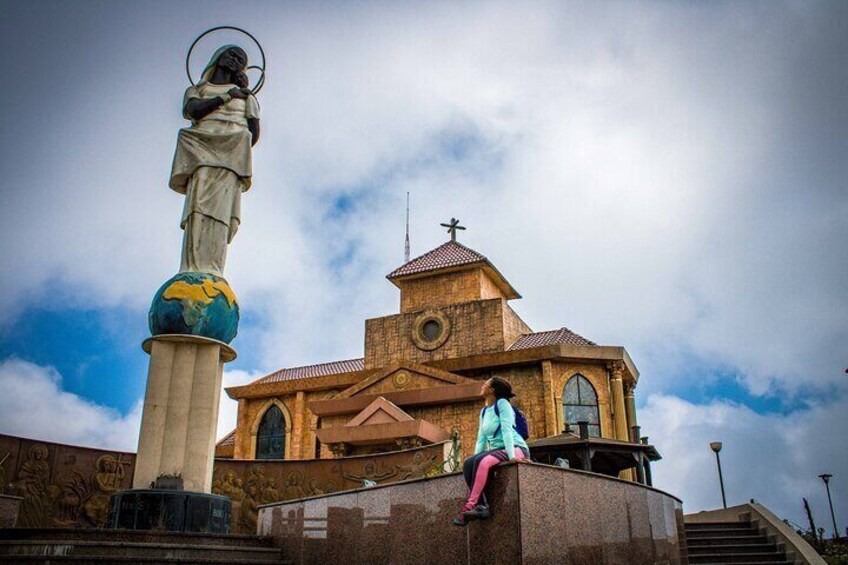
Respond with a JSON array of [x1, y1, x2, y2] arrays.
[[387, 241, 488, 279], [217, 429, 236, 447], [251, 358, 365, 385], [508, 327, 597, 350]]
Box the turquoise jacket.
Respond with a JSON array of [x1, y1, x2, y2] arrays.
[[474, 398, 529, 460]]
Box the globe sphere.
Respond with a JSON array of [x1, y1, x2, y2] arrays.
[[149, 272, 239, 344]]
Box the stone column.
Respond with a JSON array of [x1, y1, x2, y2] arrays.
[[541, 361, 558, 436], [233, 398, 249, 459], [291, 391, 305, 458], [133, 335, 236, 493], [624, 382, 638, 440], [608, 361, 628, 443]]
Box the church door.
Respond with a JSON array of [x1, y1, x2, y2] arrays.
[[256, 405, 286, 459]]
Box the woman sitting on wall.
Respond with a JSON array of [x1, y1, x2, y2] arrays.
[[454, 376, 530, 526]]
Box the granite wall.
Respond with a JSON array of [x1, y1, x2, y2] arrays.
[[258, 461, 688, 565], [212, 441, 450, 533]]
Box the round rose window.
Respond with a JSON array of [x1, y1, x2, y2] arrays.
[[411, 310, 451, 351]]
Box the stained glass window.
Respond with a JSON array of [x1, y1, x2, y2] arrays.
[[256, 405, 286, 460], [562, 375, 601, 437]]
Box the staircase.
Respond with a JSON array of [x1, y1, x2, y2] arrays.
[[0, 528, 290, 564], [685, 521, 793, 565]]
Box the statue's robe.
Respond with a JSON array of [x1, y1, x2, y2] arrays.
[[170, 82, 259, 276]]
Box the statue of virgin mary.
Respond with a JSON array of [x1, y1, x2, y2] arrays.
[[169, 45, 261, 277]]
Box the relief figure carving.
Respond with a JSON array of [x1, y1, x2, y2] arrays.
[[395, 451, 438, 480], [342, 459, 397, 484], [0, 452, 9, 492], [14, 444, 59, 528], [84, 455, 131, 526]]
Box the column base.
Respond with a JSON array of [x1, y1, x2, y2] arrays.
[[106, 489, 231, 533]]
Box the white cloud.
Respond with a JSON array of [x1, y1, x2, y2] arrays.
[[0, 357, 262, 451], [3, 3, 845, 394], [642, 391, 848, 534], [0, 358, 141, 452]]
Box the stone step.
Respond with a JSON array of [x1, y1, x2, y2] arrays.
[[687, 535, 770, 546], [689, 560, 795, 565], [686, 527, 761, 538], [0, 529, 273, 548], [687, 552, 788, 563], [0, 540, 282, 562], [686, 521, 754, 530], [687, 543, 780, 555], [0, 557, 292, 564], [687, 562, 793, 565]]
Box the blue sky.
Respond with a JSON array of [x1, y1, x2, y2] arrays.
[[0, 0, 846, 531]]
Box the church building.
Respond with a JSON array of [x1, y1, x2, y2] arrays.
[[217, 232, 645, 479]]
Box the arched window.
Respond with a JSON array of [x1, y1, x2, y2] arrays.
[[562, 375, 601, 438], [256, 405, 286, 460]]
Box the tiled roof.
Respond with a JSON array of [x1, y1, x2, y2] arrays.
[[217, 429, 236, 447], [508, 327, 597, 350], [251, 358, 365, 385], [387, 241, 488, 279]]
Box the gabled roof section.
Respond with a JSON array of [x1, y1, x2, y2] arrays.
[[249, 358, 365, 385], [346, 397, 414, 427], [386, 240, 520, 299], [334, 361, 476, 400], [508, 327, 597, 350], [388, 241, 486, 278]]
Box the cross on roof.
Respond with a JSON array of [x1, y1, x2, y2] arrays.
[[440, 218, 466, 241]]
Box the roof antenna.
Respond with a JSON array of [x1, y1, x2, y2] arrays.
[[404, 192, 411, 263]]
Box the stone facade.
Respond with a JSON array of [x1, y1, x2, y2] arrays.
[[0, 434, 136, 529], [223, 240, 642, 479], [365, 298, 518, 369], [212, 442, 450, 533], [0, 494, 22, 528], [397, 268, 506, 314], [0, 432, 448, 533]]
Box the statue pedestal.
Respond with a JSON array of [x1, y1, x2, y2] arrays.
[[109, 335, 236, 533], [107, 489, 231, 533], [133, 334, 236, 492]]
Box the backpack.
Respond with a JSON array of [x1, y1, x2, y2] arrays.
[[485, 401, 531, 440]]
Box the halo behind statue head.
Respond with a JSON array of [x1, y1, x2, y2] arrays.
[[186, 26, 266, 94]]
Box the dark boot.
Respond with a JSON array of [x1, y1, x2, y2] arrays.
[[462, 504, 490, 520]]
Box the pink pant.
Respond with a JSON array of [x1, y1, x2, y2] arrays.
[[464, 449, 527, 508]]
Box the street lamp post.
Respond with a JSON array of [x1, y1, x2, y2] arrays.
[[710, 442, 727, 509], [819, 473, 839, 540]]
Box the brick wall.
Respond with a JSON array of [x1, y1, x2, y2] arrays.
[[502, 302, 533, 349], [365, 298, 517, 369], [398, 268, 506, 313]]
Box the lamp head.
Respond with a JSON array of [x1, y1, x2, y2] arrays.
[[819, 473, 832, 484], [710, 441, 723, 453]]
